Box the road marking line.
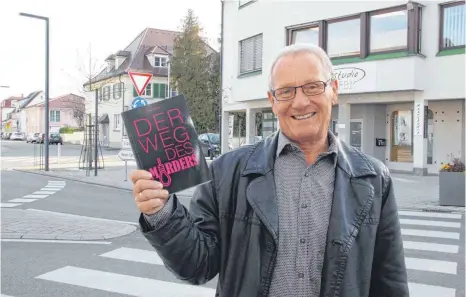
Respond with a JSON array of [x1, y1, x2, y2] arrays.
[[405, 257, 457, 274], [1, 239, 111, 245], [36, 266, 216, 297], [43, 187, 63, 190], [25, 209, 139, 226], [8, 198, 38, 203], [0, 203, 21, 208], [99, 247, 164, 265], [409, 282, 455, 297], [23, 194, 49, 199], [34, 191, 58, 195], [1, 294, 15, 297], [401, 228, 460, 239], [403, 241, 459, 253], [399, 211, 462, 219], [400, 218, 461, 228]]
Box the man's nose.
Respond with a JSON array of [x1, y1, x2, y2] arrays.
[[292, 87, 310, 108]]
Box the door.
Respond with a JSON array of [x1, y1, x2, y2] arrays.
[[350, 119, 363, 151]]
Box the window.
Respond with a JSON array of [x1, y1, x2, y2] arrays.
[[370, 9, 408, 53], [239, 34, 263, 74], [113, 114, 121, 130], [261, 111, 278, 138], [290, 26, 319, 45], [153, 83, 167, 99], [390, 110, 413, 163], [440, 2, 465, 49], [122, 106, 129, 136], [142, 84, 152, 96], [102, 86, 111, 101], [327, 17, 361, 57], [154, 56, 168, 67], [113, 83, 122, 99], [50, 110, 60, 122]]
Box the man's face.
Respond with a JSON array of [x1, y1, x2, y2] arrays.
[[267, 52, 338, 143]]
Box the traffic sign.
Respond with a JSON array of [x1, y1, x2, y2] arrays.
[[121, 138, 131, 149], [128, 71, 152, 96], [117, 150, 134, 161], [131, 96, 148, 109]]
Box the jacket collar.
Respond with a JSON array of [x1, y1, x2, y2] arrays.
[[241, 131, 376, 178]]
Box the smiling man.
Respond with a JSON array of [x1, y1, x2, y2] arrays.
[[131, 43, 409, 297]]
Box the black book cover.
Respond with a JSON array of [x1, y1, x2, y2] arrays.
[[121, 94, 211, 194]]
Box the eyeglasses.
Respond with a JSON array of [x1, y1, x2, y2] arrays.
[[271, 79, 332, 101]]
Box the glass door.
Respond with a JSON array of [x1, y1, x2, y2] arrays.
[[350, 119, 363, 151]]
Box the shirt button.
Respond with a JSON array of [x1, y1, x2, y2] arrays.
[[301, 204, 307, 208], [304, 173, 309, 177], [298, 273, 304, 278], [300, 238, 306, 243]]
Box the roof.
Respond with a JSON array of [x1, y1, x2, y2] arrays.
[[84, 27, 218, 87], [18, 91, 42, 109], [32, 93, 84, 108]]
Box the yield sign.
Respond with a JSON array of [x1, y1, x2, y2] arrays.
[[128, 71, 152, 96]]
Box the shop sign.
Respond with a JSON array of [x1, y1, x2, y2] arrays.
[[333, 64, 377, 94]]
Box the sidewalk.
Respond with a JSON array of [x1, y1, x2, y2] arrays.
[[14, 165, 465, 214], [1, 208, 137, 241]]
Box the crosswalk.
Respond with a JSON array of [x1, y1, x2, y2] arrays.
[[1, 180, 66, 208], [400, 210, 464, 297], [7, 210, 463, 297]]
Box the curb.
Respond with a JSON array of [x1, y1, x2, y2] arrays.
[[13, 169, 133, 192], [398, 206, 465, 215], [1, 227, 138, 241]]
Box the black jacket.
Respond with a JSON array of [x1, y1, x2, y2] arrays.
[[139, 132, 409, 297]]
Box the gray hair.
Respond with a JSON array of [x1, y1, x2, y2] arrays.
[[268, 43, 334, 90]]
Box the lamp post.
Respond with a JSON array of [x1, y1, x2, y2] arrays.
[[20, 12, 50, 171]]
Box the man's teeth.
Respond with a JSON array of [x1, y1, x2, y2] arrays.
[[293, 113, 316, 120]]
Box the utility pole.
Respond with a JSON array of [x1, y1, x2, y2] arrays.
[[20, 12, 50, 171]]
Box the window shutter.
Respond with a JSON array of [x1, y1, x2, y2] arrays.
[[240, 34, 263, 74], [160, 84, 167, 98]]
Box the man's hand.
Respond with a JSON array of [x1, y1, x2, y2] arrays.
[[130, 170, 169, 215]]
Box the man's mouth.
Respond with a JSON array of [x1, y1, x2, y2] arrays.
[[292, 112, 316, 120]]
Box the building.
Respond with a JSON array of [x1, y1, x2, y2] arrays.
[[23, 93, 85, 133], [1, 96, 22, 132], [83, 28, 181, 148], [220, 0, 465, 175], [3, 91, 43, 133]]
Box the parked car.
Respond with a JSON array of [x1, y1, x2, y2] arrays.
[[198, 133, 220, 160], [49, 133, 63, 145], [9, 132, 25, 140], [26, 132, 41, 143], [2, 132, 11, 140]]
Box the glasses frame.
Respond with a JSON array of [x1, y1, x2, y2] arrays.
[[271, 79, 333, 101]]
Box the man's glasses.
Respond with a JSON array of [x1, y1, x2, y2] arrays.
[[271, 79, 332, 101]]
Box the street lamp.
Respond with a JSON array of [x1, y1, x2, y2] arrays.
[[19, 12, 50, 171]]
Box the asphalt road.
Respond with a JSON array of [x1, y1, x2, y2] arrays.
[[1, 170, 464, 297]]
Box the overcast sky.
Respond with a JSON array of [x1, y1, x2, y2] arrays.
[[0, 0, 221, 100]]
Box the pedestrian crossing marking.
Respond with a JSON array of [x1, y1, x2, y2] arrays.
[[0, 203, 21, 208], [405, 257, 457, 274], [401, 218, 461, 228], [401, 228, 460, 239], [399, 211, 462, 219], [408, 282, 456, 297], [36, 266, 216, 297], [34, 191, 58, 195], [403, 240, 459, 253], [8, 198, 38, 203], [23, 194, 49, 199], [99, 247, 165, 265]]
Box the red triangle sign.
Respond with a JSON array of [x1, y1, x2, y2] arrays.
[[128, 72, 153, 96]]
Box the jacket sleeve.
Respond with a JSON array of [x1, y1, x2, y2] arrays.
[[369, 170, 410, 297], [138, 165, 220, 285]]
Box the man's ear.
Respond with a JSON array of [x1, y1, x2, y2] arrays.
[[267, 91, 277, 114], [331, 80, 339, 106]]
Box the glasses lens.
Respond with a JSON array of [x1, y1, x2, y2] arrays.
[[275, 87, 295, 100], [302, 82, 325, 96]]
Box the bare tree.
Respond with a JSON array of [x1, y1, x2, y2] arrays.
[[67, 95, 86, 129]]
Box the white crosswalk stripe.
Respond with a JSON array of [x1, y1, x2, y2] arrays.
[[35, 246, 217, 296], [1, 180, 66, 208], [31, 210, 464, 297], [399, 210, 464, 297]]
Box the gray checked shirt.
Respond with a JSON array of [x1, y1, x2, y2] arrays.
[[268, 130, 338, 297]]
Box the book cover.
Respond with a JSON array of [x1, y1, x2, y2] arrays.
[[121, 94, 211, 194]]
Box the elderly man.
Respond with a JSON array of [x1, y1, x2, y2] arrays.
[[130, 43, 409, 297]]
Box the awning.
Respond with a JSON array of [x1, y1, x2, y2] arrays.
[[99, 113, 109, 124]]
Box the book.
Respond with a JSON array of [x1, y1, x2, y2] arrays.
[[121, 94, 211, 194]]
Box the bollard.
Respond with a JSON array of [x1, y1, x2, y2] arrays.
[[57, 143, 61, 164]]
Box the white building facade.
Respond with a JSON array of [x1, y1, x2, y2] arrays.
[[220, 0, 465, 175]]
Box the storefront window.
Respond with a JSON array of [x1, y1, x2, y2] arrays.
[[390, 110, 413, 162]]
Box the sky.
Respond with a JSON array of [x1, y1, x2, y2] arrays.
[[0, 0, 222, 100]]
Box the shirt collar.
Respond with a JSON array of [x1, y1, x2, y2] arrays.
[[276, 130, 339, 166]]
